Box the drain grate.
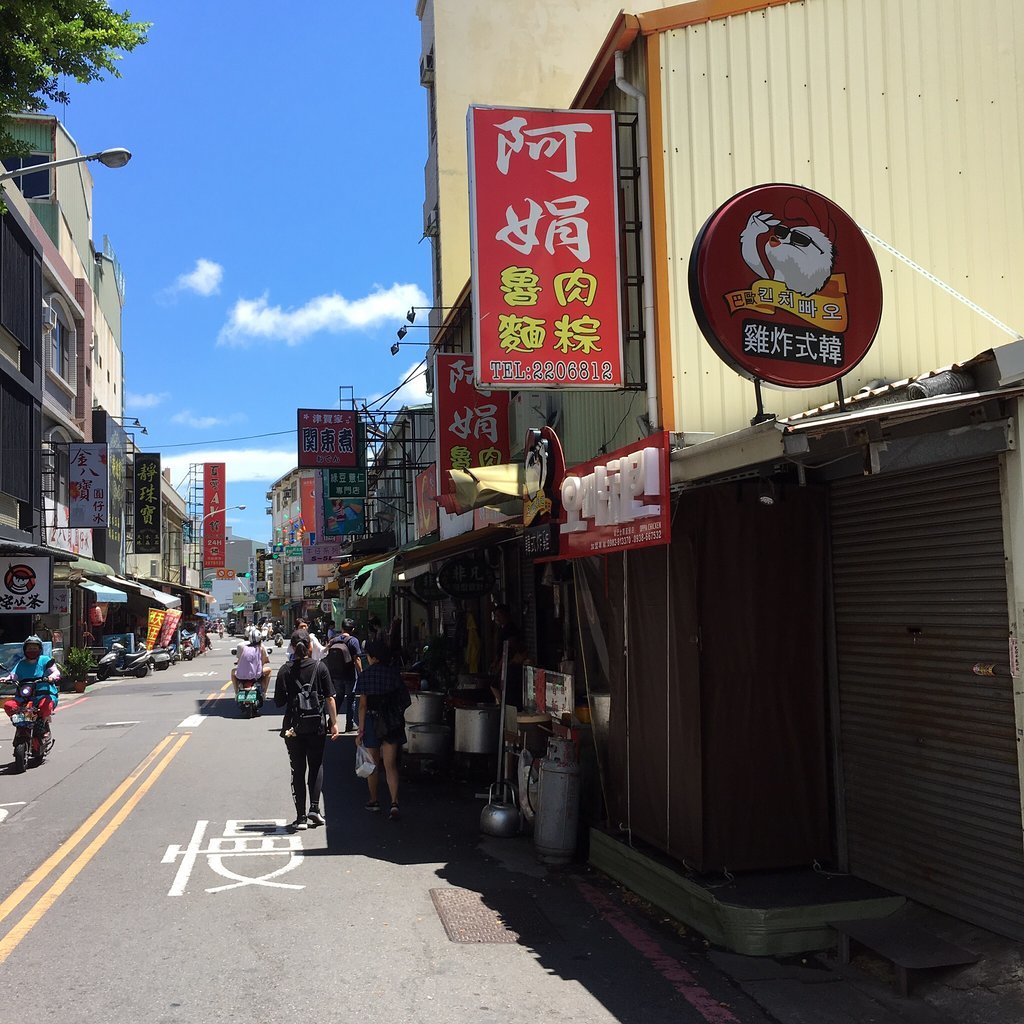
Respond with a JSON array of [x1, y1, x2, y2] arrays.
[[429, 887, 557, 944]]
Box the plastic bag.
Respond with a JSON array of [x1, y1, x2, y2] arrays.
[[355, 743, 376, 778]]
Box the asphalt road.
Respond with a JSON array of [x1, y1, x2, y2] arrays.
[[0, 640, 776, 1024]]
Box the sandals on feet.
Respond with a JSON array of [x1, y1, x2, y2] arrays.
[[364, 800, 380, 812], [389, 803, 400, 820]]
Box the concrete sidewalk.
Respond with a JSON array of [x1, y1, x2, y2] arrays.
[[315, 740, 1024, 1024]]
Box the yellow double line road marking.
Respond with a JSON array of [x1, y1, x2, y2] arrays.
[[0, 732, 191, 964]]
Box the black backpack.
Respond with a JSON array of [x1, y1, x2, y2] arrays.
[[290, 660, 326, 735], [323, 638, 353, 682]]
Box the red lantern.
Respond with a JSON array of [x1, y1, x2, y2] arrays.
[[89, 603, 108, 626]]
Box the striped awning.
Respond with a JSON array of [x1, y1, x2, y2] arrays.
[[77, 579, 128, 603]]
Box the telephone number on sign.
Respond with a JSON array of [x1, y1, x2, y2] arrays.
[[488, 360, 616, 384]]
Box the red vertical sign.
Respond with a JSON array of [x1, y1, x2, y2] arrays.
[[435, 353, 510, 495], [469, 105, 624, 389], [300, 475, 316, 543], [203, 462, 226, 567]]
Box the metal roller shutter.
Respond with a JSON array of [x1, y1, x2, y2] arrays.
[[831, 458, 1024, 938]]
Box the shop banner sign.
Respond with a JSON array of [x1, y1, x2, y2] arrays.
[[434, 354, 510, 495], [302, 542, 343, 565], [256, 549, 266, 581], [469, 105, 624, 389], [157, 608, 182, 648], [320, 469, 366, 537], [45, 497, 94, 557], [437, 554, 495, 599], [106, 422, 128, 573], [146, 608, 166, 650], [51, 586, 71, 615], [202, 463, 226, 568], [689, 184, 883, 388], [415, 467, 439, 539], [0, 556, 51, 613], [133, 453, 162, 554], [558, 432, 671, 560], [69, 443, 109, 528], [297, 409, 358, 468]]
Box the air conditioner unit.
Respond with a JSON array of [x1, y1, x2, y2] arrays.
[[150, 559, 159, 577], [419, 52, 435, 86], [42, 304, 57, 332], [423, 208, 439, 238]]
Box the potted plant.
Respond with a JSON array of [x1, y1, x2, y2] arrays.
[[63, 646, 95, 694]]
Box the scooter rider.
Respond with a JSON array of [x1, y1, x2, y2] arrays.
[[3, 635, 61, 730], [233, 626, 271, 702]]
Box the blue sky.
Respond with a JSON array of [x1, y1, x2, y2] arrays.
[[55, 2, 432, 542]]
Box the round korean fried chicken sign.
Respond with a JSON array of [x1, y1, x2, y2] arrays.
[[689, 184, 882, 388]]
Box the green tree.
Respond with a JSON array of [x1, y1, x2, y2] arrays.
[[0, 1, 150, 157]]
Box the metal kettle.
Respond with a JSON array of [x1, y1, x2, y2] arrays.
[[480, 781, 521, 838]]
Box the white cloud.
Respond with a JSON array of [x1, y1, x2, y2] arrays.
[[170, 409, 243, 430], [163, 448, 296, 488], [126, 391, 169, 410], [175, 258, 223, 297], [217, 282, 429, 347], [371, 361, 430, 409]]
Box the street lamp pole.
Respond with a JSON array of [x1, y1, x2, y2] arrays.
[[0, 147, 132, 183]]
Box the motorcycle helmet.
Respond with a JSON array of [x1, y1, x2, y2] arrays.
[[23, 634, 44, 656]]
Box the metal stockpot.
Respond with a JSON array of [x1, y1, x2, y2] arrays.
[[406, 723, 451, 756], [405, 690, 445, 726], [454, 704, 499, 754]]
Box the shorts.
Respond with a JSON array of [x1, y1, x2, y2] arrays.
[[362, 711, 406, 749]]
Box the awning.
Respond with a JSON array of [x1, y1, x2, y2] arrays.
[[73, 556, 117, 577], [438, 464, 524, 515], [396, 524, 519, 573], [353, 556, 396, 599], [106, 575, 182, 609], [0, 540, 76, 562], [77, 579, 128, 603]]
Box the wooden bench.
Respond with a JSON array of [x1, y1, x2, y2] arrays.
[[830, 915, 979, 996]]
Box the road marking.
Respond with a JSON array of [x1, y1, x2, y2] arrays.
[[183, 671, 219, 678], [54, 696, 89, 713], [163, 819, 304, 895], [0, 735, 175, 929], [0, 803, 26, 825], [177, 715, 207, 729], [103, 721, 141, 727], [0, 734, 190, 964]]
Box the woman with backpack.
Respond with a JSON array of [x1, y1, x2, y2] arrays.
[[273, 633, 340, 832]]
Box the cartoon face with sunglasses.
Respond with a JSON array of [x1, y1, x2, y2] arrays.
[[740, 204, 836, 297]]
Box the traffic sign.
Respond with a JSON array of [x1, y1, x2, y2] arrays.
[[285, 544, 303, 557]]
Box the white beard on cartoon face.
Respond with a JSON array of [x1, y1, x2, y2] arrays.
[[740, 213, 836, 297], [763, 227, 834, 296]]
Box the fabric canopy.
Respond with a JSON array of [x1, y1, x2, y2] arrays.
[[106, 575, 182, 609], [78, 579, 128, 603], [353, 556, 396, 599], [437, 464, 524, 515]]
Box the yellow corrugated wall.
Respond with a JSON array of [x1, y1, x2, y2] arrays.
[[656, 0, 1024, 435]]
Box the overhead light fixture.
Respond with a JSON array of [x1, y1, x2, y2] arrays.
[[758, 478, 776, 507], [406, 308, 416, 324], [397, 325, 408, 341], [390, 342, 401, 356]]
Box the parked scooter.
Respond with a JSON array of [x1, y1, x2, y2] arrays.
[[181, 631, 197, 660], [149, 645, 172, 671], [5, 677, 56, 772], [94, 643, 151, 680]]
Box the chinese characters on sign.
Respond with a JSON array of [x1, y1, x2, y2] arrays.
[[437, 554, 495, 599], [469, 106, 624, 388], [133, 453, 162, 555], [69, 443, 108, 528], [203, 463, 226, 568], [0, 556, 51, 614], [434, 354, 510, 497], [297, 409, 358, 468], [322, 468, 366, 537], [415, 467, 439, 540], [558, 433, 671, 560], [688, 184, 882, 388]]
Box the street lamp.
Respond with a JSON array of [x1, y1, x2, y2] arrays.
[[0, 147, 132, 183]]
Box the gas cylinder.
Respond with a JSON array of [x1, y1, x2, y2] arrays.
[[533, 736, 580, 865]]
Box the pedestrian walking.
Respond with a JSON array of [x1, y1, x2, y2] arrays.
[[322, 630, 357, 732], [354, 639, 410, 820], [273, 633, 339, 831]]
